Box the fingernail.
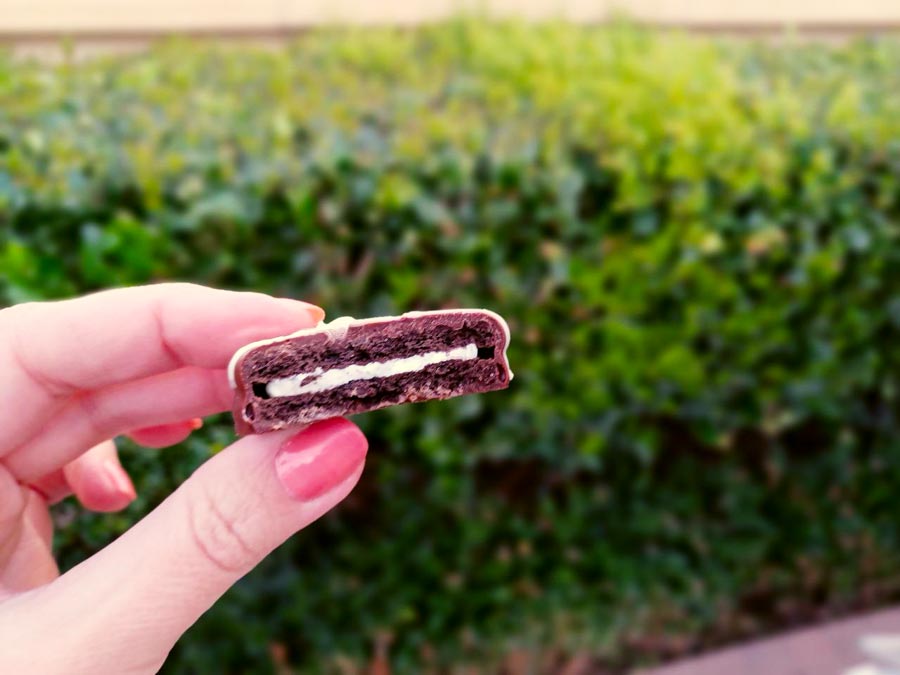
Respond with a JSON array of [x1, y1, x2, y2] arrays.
[[274, 419, 368, 501], [277, 298, 325, 324], [102, 459, 137, 501]]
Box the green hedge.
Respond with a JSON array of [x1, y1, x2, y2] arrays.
[[4, 22, 900, 672]]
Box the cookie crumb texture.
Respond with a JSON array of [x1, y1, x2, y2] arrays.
[[231, 311, 511, 434]]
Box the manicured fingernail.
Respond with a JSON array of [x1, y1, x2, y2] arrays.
[[277, 298, 325, 324], [102, 459, 137, 501], [274, 418, 368, 501]]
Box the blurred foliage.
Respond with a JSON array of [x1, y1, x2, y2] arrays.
[[4, 20, 900, 673]]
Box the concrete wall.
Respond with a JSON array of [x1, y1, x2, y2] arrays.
[[3, 0, 900, 36]]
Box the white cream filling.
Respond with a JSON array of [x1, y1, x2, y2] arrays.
[[265, 343, 479, 398]]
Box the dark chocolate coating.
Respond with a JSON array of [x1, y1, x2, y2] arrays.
[[232, 311, 511, 434]]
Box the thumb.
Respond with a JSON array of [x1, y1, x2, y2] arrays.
[[5, 418, 367, 675]]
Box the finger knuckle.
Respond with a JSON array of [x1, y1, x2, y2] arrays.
[[185, 485, 261, 574]]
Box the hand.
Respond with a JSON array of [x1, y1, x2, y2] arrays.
[[0, 284, 368, 674]]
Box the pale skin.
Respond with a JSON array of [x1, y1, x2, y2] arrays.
[[0, 283, 369, 674]]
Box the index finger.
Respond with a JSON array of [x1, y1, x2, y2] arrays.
[[0, 283, 323, 454]]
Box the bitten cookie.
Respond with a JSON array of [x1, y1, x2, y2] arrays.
[[229, 310, 512, 434]]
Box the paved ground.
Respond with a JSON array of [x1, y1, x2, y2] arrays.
[[639, 607, 900, 675]]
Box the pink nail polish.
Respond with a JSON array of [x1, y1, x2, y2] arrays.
[[102, 460, 137, 500], [275, 419, 368, 501], [276, 298, 325, 324]]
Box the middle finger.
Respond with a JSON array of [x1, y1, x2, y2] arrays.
[[5, 367, 232, 482]]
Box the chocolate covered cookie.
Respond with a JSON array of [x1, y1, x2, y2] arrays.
[[229, 310, 512, 434]]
